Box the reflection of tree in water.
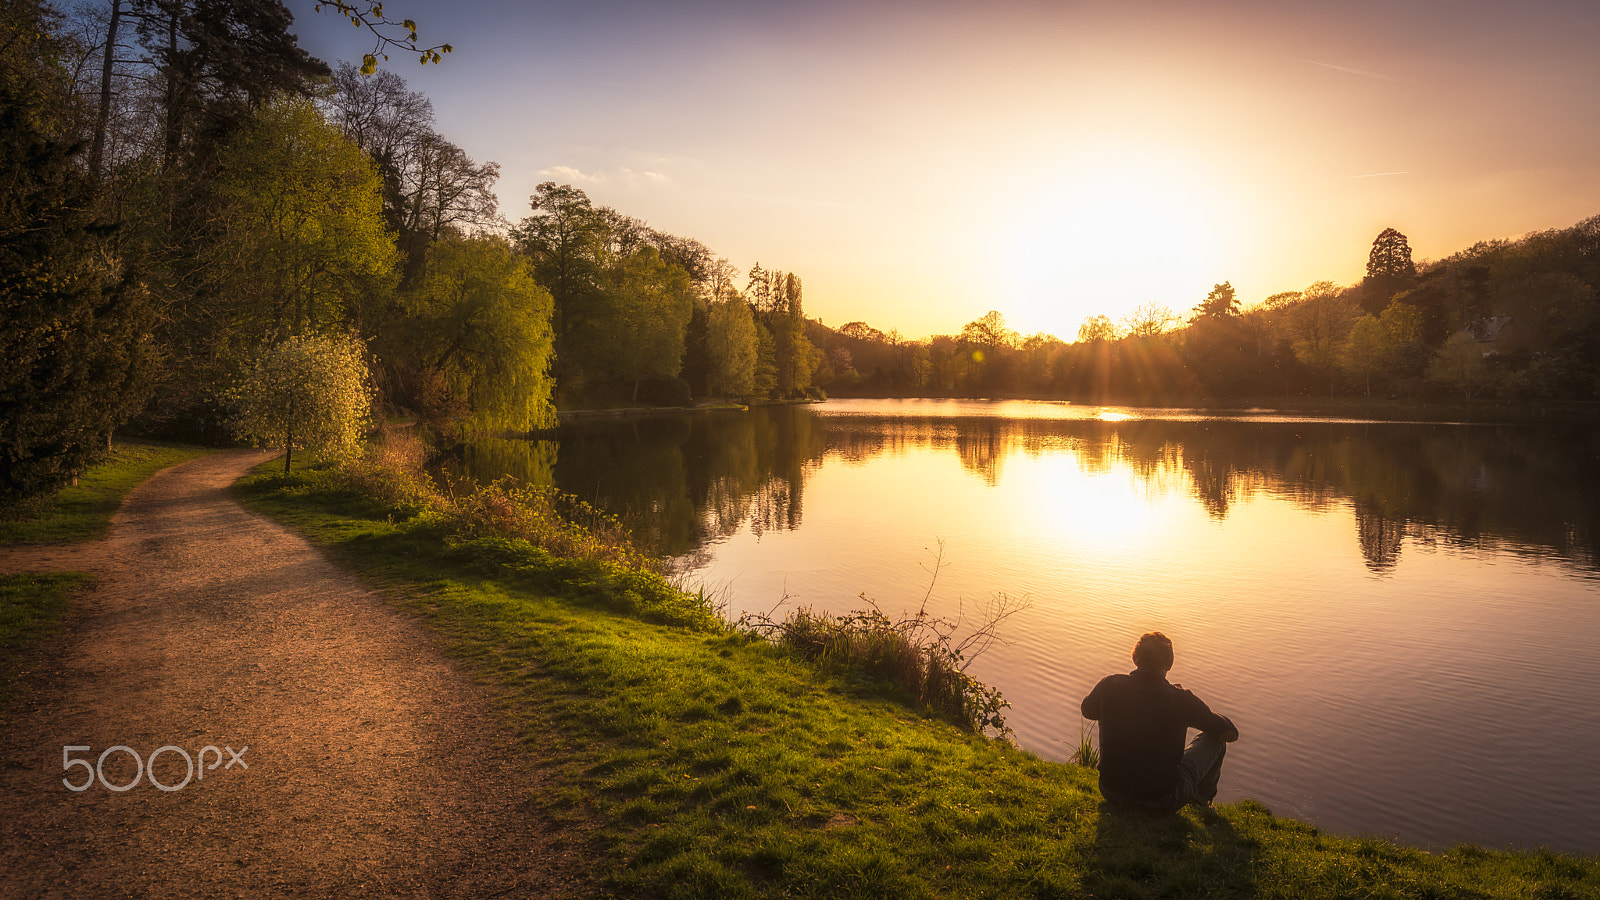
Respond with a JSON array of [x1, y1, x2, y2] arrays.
[[454, 438, 558, 487], [1354, 497, 1406, 573], [469, 407, 828, 558], [954, 420, 1006, 486], [462, 408, 1600, 576]]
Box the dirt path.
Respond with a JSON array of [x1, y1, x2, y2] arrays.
[[0, 451, 585, 899]]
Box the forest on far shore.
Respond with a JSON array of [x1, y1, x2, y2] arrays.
[[5, 0, 1598, 510], [806, 221, 1600, 406]]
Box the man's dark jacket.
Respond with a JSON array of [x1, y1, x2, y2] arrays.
[[1081, 668, 1235, 802]]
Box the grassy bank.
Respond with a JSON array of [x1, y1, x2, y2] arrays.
[[0, 572, 91, 704], [0, 440, 211, 705], [0, 439, 213, 545], [238, 461, 1598, 899]]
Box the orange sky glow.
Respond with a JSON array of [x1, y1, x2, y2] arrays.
[[289, 0, 1600, 341]]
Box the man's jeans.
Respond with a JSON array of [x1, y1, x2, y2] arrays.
[[1102, 732, 1228, 814]]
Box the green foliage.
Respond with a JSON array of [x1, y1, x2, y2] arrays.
[[0, 1, 154, 505], [1427, 332, 1495, 400], [0, 571, 89, 704], [398, 234, 555, 431], [1342, 302, 1427, 396], [748, 604, 1016, 737], [225, 332, 373, 470], [1366, 227, 1418, 314], [704, 296, 759, 397], [600, 245, 695, 396], [0, 439, 209, 543], [209, 96, 397, 343]]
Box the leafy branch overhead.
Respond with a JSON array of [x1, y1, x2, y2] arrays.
[[312, 1, 452, 73]]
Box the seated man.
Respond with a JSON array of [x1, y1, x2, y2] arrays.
[[1080, 632, 1239, 813]]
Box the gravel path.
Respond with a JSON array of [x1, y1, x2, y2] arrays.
[[0, 451, 585, 899]]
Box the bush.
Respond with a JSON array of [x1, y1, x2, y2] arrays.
[[743, 598, 1020, 737]]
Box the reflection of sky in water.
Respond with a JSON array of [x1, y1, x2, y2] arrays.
[[677, 400, 1600, 854]]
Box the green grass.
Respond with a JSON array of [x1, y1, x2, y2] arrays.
[[0, 439, 212, 544], [237, 463, 1600, 899], [0, 572, 91, 703], [0, 439, 209, 706]]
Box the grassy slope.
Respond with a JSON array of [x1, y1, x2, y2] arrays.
[[0, 572, 91, 704], [0, 439, 213, 545], [237, 466, 1598, 900], [0, 440, 212, 704]]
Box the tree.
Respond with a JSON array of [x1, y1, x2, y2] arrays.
[[600, 246, 695, 400], [704, 296, 758, 397], [838, 321, 888, 343], [226, 332, 372, 473], [1427, 331, 1493, 400], [396, 234, 555, 432], [1123, 302, 1179, 337], [206, 96, 397, 344], [959, 310, 1017, 352], [1192, 282, 1239, 321], [1342, 302, 1426, 396], [134, 0, 332, 171], [1, 0, 154, 505], [1364, 227, 1416, 314], [1278, 281, 1358, 384], [325, 64, 497, 278], [514, 182, 605, 374], [1076, 315, 1121, 344]]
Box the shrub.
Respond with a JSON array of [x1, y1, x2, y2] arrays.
[[743, 597, 1021, 738]]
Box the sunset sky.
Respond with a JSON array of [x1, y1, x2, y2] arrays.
[[287, 0, 1600, 341]]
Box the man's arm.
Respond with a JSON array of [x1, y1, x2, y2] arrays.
[[1179, 688, 1239, 742], [1209, 714, 1240, 743], [1081, 679, 1105, 721]]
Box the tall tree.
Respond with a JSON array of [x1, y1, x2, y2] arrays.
[[703, 296, 758, 398], [204, 95, 396, 345], [1076, 315, 1121, 344], [1364, 227, 1417, 314], [134, 0, 331, 171], [0, 0, 154, 503], [1193, 282, 1240, 320], [396, 234, 555, 432], [605, 246, 695, 401], [514, 182, 604, 371]]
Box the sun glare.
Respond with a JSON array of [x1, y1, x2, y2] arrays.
[[1015, 453, 1170, 546], [987, 152, 1237, 339]]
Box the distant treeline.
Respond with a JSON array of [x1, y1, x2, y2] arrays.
[[5, 0, 1597, 508], [808, 223, 1600, 404]]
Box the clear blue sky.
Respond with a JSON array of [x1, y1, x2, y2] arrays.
[[287, 0, 1600, 340]]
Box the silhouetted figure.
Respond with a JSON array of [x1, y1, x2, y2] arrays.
[[1081, 632, 1239, 813]]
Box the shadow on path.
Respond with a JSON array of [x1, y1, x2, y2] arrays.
[[0, 451, 586, 899]]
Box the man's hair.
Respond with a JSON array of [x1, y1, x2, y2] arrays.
[[1131, 632, 1174, 671]]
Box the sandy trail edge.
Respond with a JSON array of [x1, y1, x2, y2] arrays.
[[0, 450, 586, 899]]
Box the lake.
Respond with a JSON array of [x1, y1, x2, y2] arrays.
[[455, 398, 1600, 853]]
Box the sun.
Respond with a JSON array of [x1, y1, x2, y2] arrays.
[[986, 150, 1239, 340]]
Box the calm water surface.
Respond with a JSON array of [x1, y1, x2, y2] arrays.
[[461, 399, 1600, 853]]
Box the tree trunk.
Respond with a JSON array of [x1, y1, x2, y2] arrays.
[[89, 0, 121, 179]]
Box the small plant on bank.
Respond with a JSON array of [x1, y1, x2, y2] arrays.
[[742, 588, 1026, 738], [1068, 721, 1100, 769]]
